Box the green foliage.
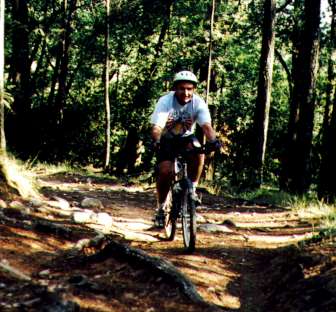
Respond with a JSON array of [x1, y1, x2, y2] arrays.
[[1, 0, 333, 196], [238, 186, 293, 206]]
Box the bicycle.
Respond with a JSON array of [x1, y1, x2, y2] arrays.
[[161, 138, 205, 252]]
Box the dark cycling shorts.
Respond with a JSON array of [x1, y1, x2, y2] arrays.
[[156, 134, 198, 163]]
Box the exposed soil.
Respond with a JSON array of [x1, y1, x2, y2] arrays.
[[0, 172, 335, 311]]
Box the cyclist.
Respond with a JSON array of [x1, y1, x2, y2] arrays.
[[150, 70, 221, 228]]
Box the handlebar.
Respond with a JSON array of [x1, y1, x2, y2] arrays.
[[152, 135, 221, 156]]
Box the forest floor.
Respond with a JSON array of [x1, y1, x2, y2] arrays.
[[0, 170, 335, 311]]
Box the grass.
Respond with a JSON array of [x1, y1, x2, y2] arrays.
[[30, 162, 116, 180], [236, 186, 336, 237], [287, 195, 335, 233], [0, 154, 38, 199], [236, 186, 293, 206], [29, 161, 75, 175]]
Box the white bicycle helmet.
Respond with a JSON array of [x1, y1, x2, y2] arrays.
[[173, 70, 198, 86]]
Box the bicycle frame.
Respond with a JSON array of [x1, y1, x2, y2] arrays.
[[164, 141, 203, 252]]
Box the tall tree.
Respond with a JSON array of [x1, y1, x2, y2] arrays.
[[0, 0, 4, 153], [53, 0, 77, 125], [0, 0, 35, 199], [279, 0, 302, 190], [206, 0, 216, 105], [104, 0, 111, 169], [43, 0, 78, 158], [318, 0, 336, 201], [283, 0, 321, 194], [8, 0, 31, 155], [249, 0, 276, 188], [204, 0, 216, 181]]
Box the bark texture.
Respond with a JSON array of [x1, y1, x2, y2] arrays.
[[282, 0, 321, 194], [249, 0, 276, 187]]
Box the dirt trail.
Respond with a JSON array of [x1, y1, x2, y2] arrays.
[[0, 173, 335, 311], [98, 186, 317, 311]]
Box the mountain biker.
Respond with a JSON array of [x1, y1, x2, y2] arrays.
[[150, 70, 221, 228]]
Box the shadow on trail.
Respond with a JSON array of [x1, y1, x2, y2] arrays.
[[31, 173, 335, 311]]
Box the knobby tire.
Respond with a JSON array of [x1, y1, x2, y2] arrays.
[[181, 185, 196, 252], [164, 190, 176, 241]]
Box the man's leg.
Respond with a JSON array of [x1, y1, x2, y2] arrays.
[[187, 153, 205, 186], [187, 153, 204, 204], [156, 160, 174, 204], [153, 160, 173, 228]]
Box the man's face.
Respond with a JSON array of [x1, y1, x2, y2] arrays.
[[174, 82, 195, 104]]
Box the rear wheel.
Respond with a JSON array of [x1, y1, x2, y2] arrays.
[[181, 185, 196, 252], [164, 190, 176, 240]]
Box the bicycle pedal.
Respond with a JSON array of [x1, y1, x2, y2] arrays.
[[191, 193, 202, 205]]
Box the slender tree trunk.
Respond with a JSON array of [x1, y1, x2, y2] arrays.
[[204, 0, 216, 181], [104, 0, 111, 169], [318, 0, 336, 201], [285, 0, 321, 194], [321, 0, 336, 149], [206, 0, 215, 105], [249, 0, 276, 188], [47, 46, 62, 109], [280, 0, 303, 190], [0, 0, 5, 153], [275, 48, 293, 100], [54, 0, 77, 125]]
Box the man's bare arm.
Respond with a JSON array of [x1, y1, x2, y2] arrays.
[[151, 125, 162, 142], [201, 123, 217, 142]]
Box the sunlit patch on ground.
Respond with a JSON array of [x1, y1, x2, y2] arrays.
[[0, 172, 335, 311]]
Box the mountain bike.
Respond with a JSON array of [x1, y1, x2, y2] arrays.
[[162, 138, 205, 252]]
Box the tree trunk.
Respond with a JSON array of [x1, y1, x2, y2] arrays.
[[206, 0, 215, 106], [318, 0, 336, 201], [9, 0, 30, 109], [104, 0, 111, 169], [116, 127, 139, 175], [54, 0, 77, 126], [284, 0, 321, 194], [8, 0, 31, 155], [249, 0, 276, 188], [279, 0, 303, 190], [0, 0, 4, 153], [275, 48, 293, 101], [204, 0, 216, 181], [44, 0, 77, 158]]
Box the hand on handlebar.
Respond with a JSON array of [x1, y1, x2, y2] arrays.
[[152, 140, 161, 153], [205, 139, 222, 153]]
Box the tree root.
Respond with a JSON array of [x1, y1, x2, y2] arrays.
[[71, 233, 223, 311]]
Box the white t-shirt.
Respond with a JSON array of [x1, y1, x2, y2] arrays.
[[150, 91, 211, 137]]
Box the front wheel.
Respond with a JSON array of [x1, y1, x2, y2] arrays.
[[164, 190, 176, 241], [181, 185, 197, 252]]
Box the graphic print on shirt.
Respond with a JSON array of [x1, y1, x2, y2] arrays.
[[166, 110, 193, 135]]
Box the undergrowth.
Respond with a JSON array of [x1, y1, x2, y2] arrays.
[[234, 186, 336, 239], [0, 154, 38, 198]]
